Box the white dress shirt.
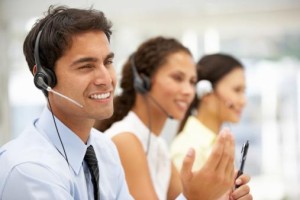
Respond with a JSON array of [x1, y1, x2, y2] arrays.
[[0, 106, 133, 200]]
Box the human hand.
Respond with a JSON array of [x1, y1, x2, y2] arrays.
[[180, 128, 235, 200], [230, 174, 252, 200]]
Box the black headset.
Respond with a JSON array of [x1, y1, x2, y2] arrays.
[[33, 29, 57, 95], [33, 28, 70, 165], [130, 54, 153, 155], [130, 54, 151, 94]]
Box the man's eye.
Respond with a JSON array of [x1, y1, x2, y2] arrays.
[[79, 64, 93, 69], [105, 59, 113, 65]]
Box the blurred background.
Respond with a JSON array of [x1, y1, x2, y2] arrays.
[[1, 0, 300, 199]]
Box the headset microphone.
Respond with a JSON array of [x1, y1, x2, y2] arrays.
[[34, 30, 83, 108], [38, 79, 83, 108], [47, 88, 83, 108], [33, 28, 71, 166], [34, 66, 83, 108], [130, 54, 173, 119], [130, 54, 174, 156], [147, 94, 173, 119]]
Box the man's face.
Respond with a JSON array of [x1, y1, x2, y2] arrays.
[[49, 30, 116, 124]]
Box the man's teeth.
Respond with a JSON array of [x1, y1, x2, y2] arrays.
[[90, 93, 110, 99]]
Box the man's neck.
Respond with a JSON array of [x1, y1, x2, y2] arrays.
[[53, 113, 94, 143]]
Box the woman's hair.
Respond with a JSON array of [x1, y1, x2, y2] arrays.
[[177, 53, 244, 133], [95, 36, 192, 131]]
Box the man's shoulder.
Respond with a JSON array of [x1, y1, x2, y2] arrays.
[[0, 125, 72, 194], [1, 125, 48, 153], [0, 125, 67, 173]]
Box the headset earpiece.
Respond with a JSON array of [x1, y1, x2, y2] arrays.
[[130, 55, 151, 94], [196, 79, 213, 99], [197, 80, 235, 109], [33, 67, 56, 90], [33, 30, 57, 94]]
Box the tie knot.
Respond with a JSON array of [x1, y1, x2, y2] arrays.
[[84, 145, 98, 166]]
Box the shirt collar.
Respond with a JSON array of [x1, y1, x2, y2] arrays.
[[35, 106, 88, 174]]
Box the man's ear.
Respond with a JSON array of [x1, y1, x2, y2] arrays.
[[32, 65, 37, 75]]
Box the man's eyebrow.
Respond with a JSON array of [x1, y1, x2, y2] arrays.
[[71, 57, 98, 66], [70, 52, 115, 66], [105, 52, 115, 60]]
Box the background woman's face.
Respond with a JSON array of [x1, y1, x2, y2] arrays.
[[150, 51, 197, 120], [215, 67, 247, 123]]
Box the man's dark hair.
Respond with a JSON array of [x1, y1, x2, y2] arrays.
[[23, 5, 113, 74]]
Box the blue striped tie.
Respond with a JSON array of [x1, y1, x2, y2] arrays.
[[84, 145, 99, 200]]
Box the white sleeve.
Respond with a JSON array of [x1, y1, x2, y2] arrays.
[[2, 163, 73, 200]]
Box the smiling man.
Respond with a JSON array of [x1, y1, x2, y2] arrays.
[[0, 5, 133, 200]]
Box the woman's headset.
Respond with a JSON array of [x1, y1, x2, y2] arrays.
[[130, 54, 151, 94], [196, 80, 213, 99]]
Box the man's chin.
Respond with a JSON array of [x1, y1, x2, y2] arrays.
[[97, 110, 114, 121]]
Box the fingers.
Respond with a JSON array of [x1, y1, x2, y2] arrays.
[[224, 129, 235, 180], [216, 128, 235, 175], [202, 127, 235, 192], [231, 174, 252, 200], [204, 127, 235, 176], [235, 174, 251, 187], [180, 148, 195, 183], [202, 128, 227, 170], [231, 184, 252, 200]]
